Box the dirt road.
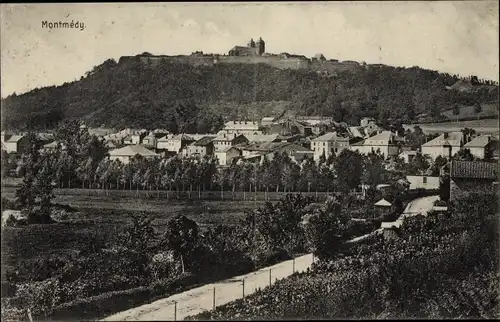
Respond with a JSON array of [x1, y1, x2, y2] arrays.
[[400, 195, 440, 219], [102, 254, 314, 321]]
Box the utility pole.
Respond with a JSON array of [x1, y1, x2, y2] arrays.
[[174, 301, 177, 321], [242, 279, 245, 300], [269, 269, 272, 286], [293, 257, 296, 273]]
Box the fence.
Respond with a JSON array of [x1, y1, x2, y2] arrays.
[[111, 254, 315, 321], [50, 188, 335, 202]]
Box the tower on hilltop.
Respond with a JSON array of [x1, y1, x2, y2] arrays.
[[256, 37, 265, 55]]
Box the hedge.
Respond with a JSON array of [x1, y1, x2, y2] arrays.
[[48, 273, 198, 320]]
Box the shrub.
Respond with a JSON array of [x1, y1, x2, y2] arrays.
[[50, 273, 198, 320], [15, 277, 64, 317]]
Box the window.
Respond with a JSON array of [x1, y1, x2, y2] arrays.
[[423, 177, 427, 184]]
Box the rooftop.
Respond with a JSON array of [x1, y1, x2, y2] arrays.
[[312, 132, 342, 141], [422, 132, 463, 147], [364, 131, 396, 145], [193, 136, 216, 146], [450, 160, 498, 180], [464, 135, 496, 148], [109, 145, 159, 157]]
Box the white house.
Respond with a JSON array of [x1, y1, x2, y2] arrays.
[[222, 121, 260, 136], [108, 145, 159, 164], [421, 132, 464, 160], [213, 133, 248, 152], [398, 150, 418, 163], [215, 146, 242, 166], [463, 135, 497, 160], [156, 134, 194, 153], [1, 131, 27, 154], [406, 175, 440, 190], [349, 131, 399, 157], [311, 132, 349, 161]]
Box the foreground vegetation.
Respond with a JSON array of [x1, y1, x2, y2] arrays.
[[187, 193, 499, 320]]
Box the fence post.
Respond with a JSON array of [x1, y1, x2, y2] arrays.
[[242, 279, 245, 300], [174, 301, 177, 321], [27, 308, 33, 322], [293, 257, 295, 273], [213, 287, 216, 310], [269, 269, 271, 286]]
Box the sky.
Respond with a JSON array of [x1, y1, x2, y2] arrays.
[[1, 1, 498, 96]]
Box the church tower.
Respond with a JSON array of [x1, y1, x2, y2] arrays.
[[247, 38, 256, 48], [256, 37, 265, 55]]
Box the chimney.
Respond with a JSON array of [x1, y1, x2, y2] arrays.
[[443, 132, 448, 139]]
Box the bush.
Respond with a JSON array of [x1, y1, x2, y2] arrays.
[[15, 277, 64, 318], [1, 197, 20, 212], [50, 273, 198, 320]]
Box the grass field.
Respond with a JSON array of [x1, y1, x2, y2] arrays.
[[403, 118, 499, 134], [1, 186, 327, 269], [442, 102, 499, 120]]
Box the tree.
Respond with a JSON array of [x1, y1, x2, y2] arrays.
[[335, 150, 363, 193], [15, 133, 42, 218], [161, 215, 199, 273], [361, 151, 385, 187], [453, 148, 475, 161], [474, 102, 482, 114]]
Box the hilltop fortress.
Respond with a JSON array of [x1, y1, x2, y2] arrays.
[[118, 37, 376, 73]]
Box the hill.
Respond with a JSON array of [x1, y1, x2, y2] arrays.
[[1, 57, 498, 132]]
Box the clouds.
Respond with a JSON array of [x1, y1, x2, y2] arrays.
[[0, 2, 498, 96]]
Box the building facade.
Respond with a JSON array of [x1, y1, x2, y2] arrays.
[[311, 132, 349, 161]]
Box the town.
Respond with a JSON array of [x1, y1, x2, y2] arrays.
[[1, 2, 499, 321]]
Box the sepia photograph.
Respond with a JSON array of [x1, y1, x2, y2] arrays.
[[1, 1, 499, 321]]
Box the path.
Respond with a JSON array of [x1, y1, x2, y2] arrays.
[[102, 254, 314, 321]]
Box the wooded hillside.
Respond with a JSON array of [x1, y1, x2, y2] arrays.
[[1, 57, 498, 132]]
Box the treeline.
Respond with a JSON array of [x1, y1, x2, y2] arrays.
[[2, 57, 498, 131]]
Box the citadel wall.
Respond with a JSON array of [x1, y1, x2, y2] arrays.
[[118, 54, 361, 72]]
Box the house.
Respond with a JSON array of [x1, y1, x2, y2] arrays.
[[295, 116, 334, 126], [1, 132, 28, 154], [215, 146, 242, 166], [223, 121, 260, 135], [406, 175, 440, 190], [123, 133, 146, 145], [240, 142, 313, 163], [245, 134, 280, 144], [182, 136, 216, 157], [463, 135, 498, 160], [398, 150, 419, 163], [41, 141, 66, 152], [449, 160, 499, 201], [311, 132, 350, 162], [142, 132, 165, 149], [261, 117, 277, 127], [421, 132, 464, 160], [349, 131, 399, 157], [213, 133, 249, 152], [156, 134, 194, 153], [348, 126, 366, 139], [87, 127, 115, 138], [108, 145, 159, 164], [360, 117, 376, 127]]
